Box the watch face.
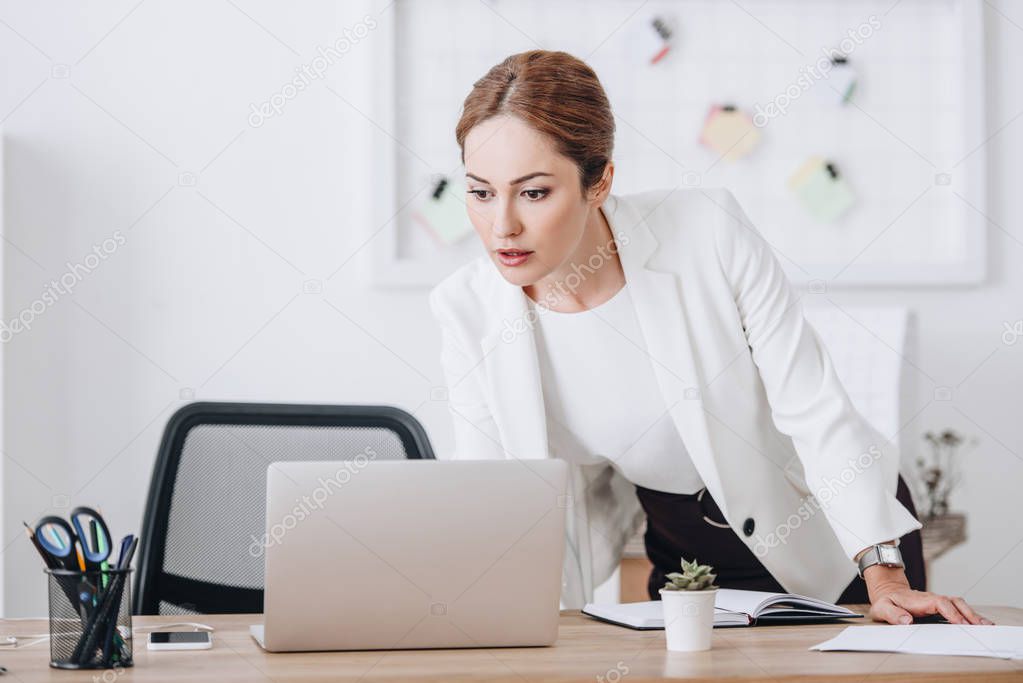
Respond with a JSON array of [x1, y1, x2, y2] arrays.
[[878, 545, 901, 564]]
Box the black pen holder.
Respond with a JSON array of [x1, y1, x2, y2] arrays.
[[45, 568, 134, 670]]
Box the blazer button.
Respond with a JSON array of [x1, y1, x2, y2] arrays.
[[742, 518, 755, 536]]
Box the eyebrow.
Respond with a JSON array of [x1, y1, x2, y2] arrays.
[[465, 171, 554, 185]]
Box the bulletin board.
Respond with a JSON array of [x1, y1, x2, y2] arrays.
[[370, 0, 986, 288]]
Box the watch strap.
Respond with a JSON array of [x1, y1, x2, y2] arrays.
[[857, 543, 904, 578]]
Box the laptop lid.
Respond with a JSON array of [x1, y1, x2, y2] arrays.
[[258, 458, 568, 651]]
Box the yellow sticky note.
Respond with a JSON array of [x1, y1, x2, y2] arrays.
[[413, 177, 473, 245], [788, 157, 856, 222], [699, 105, 761, 161]]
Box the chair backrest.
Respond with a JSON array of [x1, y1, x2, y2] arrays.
[[134, 402, 434, 615]]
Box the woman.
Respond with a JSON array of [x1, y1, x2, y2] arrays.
[[429, 50, 991, 626]]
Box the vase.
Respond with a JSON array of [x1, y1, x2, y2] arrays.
[[658, 588, 717, 652]]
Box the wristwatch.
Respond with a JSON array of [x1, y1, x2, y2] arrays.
[[856, 543, 904, 578]]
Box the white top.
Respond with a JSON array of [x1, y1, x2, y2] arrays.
[[530, 282, 705, 494]]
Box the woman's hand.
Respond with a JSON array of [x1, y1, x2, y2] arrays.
[[864, 566, 994, 625], [869, 585, 994, 625]]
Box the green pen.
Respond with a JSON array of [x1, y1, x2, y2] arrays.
[[96, 524, 109, 591]]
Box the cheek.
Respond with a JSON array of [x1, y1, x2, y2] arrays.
[[531, 201, 582, 253]]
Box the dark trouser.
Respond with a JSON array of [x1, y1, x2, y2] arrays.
[[636, 474, 925, 604]]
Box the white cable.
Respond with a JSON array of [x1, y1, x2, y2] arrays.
[[133, 622, 215, 633], [0, 616, 83, 648], [0, 634, 51, 649], [0, 622, 214, 649]]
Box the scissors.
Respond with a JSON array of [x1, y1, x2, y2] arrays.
[[34, 506, 112, 573], [35, 508, 113, 620]]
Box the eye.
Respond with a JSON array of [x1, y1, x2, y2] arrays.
[[522, 188, 549, 201], [467, 189, 492, 201]]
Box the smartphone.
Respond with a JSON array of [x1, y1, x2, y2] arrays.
[[147, 631, 212, 650]]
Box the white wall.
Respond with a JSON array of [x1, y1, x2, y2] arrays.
[[0, 0, 1020, 616]]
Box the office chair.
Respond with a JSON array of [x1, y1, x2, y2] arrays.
[[134, 402, 435, 615]]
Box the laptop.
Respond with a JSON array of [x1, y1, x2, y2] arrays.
[[250, 458, 569, 651]]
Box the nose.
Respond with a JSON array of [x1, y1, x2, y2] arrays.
[[491, 199, 522, 239]]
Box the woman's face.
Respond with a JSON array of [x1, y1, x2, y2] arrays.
[[462, 115, 604, 287]]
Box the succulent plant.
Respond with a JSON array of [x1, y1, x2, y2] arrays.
[[662, 558, 717, 591]]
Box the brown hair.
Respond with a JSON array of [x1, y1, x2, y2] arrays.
[[455, 50, 615, 194]]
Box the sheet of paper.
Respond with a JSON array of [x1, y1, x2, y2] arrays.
[[413, 178, 473, 245], [699, 106, 761, 161], [788, 156, 855, 222], [628, 13, 673, 65], [810, 624, 1023, 660], [813, 60, 857, 105]]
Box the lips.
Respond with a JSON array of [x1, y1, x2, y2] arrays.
[[496, 249, 533, 266]]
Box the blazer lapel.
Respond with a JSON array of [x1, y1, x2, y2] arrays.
[[607, 194, 729, 519], [479, 275, 550, 462]]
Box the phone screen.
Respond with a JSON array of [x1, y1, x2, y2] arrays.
[[149, 632, 211, 644]]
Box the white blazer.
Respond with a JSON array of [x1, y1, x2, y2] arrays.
[[428, 187, 922, 609]]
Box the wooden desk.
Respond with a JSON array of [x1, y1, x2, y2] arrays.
[[1, 606, 1020, 681]]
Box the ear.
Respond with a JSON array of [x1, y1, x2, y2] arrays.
[[586, 161, 614, 205]]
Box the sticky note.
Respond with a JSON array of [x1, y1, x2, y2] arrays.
[[648, 16, 673, 64], [628, 13, 675, 66], [413, 177, 474, 245], [788, 157, 856, 222], [699, 105, 761, 161], [824, 56, 857, 104]]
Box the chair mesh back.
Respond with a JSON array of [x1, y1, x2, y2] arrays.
[[136, 404, 433, 615], [162, 425, 406, 606]]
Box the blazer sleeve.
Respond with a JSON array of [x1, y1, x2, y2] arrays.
[[711, 189, 922, 562], [428, 286, 506, 461]]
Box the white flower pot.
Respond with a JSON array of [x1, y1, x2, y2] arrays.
[[659, 588, 717, 652]]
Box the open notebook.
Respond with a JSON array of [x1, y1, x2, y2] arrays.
[[582, 589, 862, 629]]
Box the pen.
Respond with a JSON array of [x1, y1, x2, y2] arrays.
[[78, 535, 137, 666], [22, 522, 58, 570], [75, 542, 86, 572], [98, 530, 109, 590]]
